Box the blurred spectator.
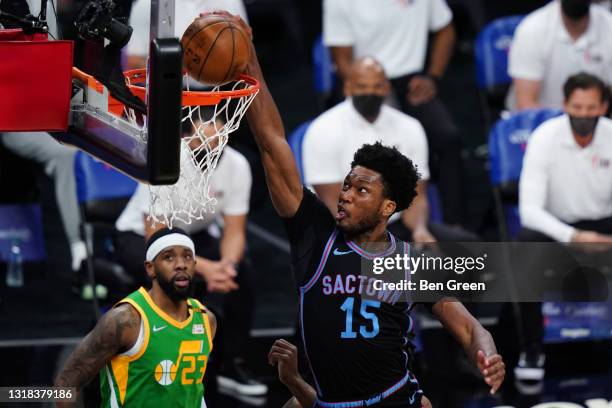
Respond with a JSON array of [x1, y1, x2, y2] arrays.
[[594, 0, 612, 11], [323, 0, 464, 226], [508, 0, 612, 110], [126, 0, 248, 69], [516, 72, 612, 380], [114, 119, 267, 398], [0, 134, 87, 274], [303, 58, 478, 243]]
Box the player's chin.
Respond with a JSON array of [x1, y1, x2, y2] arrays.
[[336, 218, 351, 231]]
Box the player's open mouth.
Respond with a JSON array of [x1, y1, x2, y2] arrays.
[[174, 276, 190, 288], [336, 205, 347, 221]]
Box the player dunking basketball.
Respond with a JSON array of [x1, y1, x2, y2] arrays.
[[228, 14, 506, 408], [55, 228, 216, 407]]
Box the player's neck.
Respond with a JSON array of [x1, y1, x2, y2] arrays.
[[345, 225, 389, 248], [149, 286, 189, 322]]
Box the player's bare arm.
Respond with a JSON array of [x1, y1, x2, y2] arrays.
[[54, 304, 141, 407], [269, 339, 317, 408], [432, 298, 505, 394], [225, 17, 303, 218]]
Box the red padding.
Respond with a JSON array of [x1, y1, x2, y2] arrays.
[[0, 29, 73, 132]]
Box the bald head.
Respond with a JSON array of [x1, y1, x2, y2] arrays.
[[344, 57, 390, 99], [344, 57, 390, 122], [349, 58, 386, 81]]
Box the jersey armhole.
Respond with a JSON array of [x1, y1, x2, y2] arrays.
[[116, 299, 150, 362]]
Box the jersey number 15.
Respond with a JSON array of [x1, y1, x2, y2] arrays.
[[340, 297, 380, 339]]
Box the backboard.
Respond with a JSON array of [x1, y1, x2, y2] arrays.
[[54, 0, 183, 185]]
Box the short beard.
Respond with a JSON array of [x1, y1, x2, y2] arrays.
[[157, 273, 192, 302], [338, 212, 381, 238]]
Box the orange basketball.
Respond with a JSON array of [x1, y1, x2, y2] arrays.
[[181, 13, 251, 86]]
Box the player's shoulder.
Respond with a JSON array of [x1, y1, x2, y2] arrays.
[[98, 302, 142, 344], [188, 298, 217, 336], [113, 301, 142, 322]]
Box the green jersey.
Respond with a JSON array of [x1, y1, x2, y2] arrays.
[[100, 287, 213, 408]]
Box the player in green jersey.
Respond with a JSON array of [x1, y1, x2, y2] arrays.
[[56, 228, 216, 408]]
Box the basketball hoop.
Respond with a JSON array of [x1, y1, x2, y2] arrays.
[[122, 69, 259, 228]]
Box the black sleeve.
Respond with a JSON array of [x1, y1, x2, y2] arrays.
[[282, 187, 336, 285]]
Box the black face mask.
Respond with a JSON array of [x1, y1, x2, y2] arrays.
[[561, 0, 591, 20], [352, 94, 384, 120], [569, 115, 599, 137]]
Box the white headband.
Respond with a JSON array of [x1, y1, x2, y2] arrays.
[[146, 233, 196, 262]]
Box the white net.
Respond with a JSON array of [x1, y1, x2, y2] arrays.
[[124, 74, 258, 228]]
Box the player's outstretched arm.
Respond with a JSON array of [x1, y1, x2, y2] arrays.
[[227, 17, 303, 218], [432, 299, 505, 394], [54, 304, 140, 407]]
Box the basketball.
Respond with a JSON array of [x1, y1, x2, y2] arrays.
[[181, 13, 251, 86]]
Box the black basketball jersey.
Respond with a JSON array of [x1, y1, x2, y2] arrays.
[[284, 188, 423, 407]]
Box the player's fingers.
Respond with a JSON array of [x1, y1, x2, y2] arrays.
[[225, 266, 238, 277], [490, 376, 504, 394], [486, 354, 502, 364], [488, 369, 505, 382], [486, 371, 505, 392], [277, 339, 297, 353], [482, 360, 504, 376], [269, 350, 292, 362], [268, 352, 280, 366], [477, 350, 487, 363]]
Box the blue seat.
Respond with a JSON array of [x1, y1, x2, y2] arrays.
[[74, 151, 138, 304], [474, 15, 524, 124], [312, 35, 335, 96], [74, 151, 137, 224], [474, 15, 524, 91], [312, 35, 337, 111], [287, 121, 313, 183], [488, 108, 562, 240], [75, 151, 137, 204]]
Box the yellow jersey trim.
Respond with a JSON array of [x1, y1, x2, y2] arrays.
[[192, 299, 213, 351], [108, 299, 150, 404], [119, 298, 150, 362], [138, 287, 194, 329]]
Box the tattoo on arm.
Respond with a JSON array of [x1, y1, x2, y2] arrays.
[[55, 304, 140, 390]]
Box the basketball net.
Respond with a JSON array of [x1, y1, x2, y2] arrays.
[[124, 73, 258, 228]]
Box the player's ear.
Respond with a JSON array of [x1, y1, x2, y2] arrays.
[[381, 199, 396, 218], [144, 261, 156, 279]]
